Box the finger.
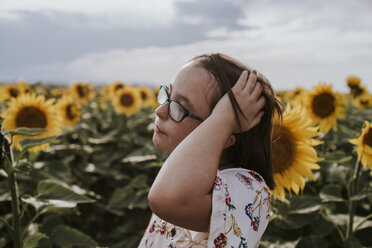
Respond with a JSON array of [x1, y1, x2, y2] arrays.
[[245, 70, 257, 94], [251, 81, 263, 100], [256, 96, 266, 110], [249, 111, 264, 129], [235, 70, 249, 91]]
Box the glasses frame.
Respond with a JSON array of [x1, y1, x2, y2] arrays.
[[157, 85, 204, 123]]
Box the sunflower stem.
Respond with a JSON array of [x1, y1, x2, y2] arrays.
[[8, 171, 22, 248], [346, 156, 362, 239], [1, 130, 22, 247]]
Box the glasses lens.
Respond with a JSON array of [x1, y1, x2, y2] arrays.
[[157, 86, 168, 104], [169, 101, 185, 122]]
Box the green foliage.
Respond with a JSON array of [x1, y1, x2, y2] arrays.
[[50, 225, 97, 247], [24, 233, 51, 248]]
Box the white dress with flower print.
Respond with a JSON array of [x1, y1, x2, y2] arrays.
[[138, 168, 271, 248]]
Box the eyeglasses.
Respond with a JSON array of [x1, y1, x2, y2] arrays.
[[157, 85, 204, 123]]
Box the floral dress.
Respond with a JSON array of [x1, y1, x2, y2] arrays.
[[138, 168, 271, 248]]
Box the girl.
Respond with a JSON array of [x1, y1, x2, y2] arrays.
[[139, 53, 283, 248]]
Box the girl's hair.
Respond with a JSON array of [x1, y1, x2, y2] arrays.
[[190, 53, 283, 190]]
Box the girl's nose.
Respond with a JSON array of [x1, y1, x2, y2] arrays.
[[155, 103, 168, 120]]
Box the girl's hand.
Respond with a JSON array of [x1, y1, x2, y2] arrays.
[[211, 70, 266, 134]]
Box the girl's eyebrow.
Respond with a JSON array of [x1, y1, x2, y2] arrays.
[[170, 83, 194, 110]]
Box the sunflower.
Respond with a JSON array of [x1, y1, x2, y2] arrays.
[[353, 93, 372, 109], [283, 87, 308, 105], [17, 79, 33, 94], [2, 93, 62, 151], [50, 87, 68, 98], [112, 87, 142, 115], [350, 121, 372, 174], [69, 82, 95, 105], [137, 86, 156, 107], [0, 81, 30, 102], [151, 86, 161, 108], [346, 76, 368, 99], [347, 76, 361, 87], [56, 95, 81, 128], [303, 83, 345, 133], [350, 84, 368, 99], [271, 105, 324, 201], [103, 81, 126, 99]]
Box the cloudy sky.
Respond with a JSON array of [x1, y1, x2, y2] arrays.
[[1, 0, 371, 92]]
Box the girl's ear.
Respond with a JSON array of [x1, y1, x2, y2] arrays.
[[224, 134, 236, 149]]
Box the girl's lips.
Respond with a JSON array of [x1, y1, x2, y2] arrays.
[[155, 125, 166, 135]]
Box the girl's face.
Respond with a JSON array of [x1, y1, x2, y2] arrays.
[[153, 62, 215, 153]]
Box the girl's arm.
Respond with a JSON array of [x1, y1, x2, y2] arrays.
[[148, 70, 265, 232]]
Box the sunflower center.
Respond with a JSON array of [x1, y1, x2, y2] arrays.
[[294, 90, 301, 96], [66, 104, 77, 120], [77, 85, 88, 98], [16, 107, 47, 128], [9, 88, 19, 98], [272, 125, 296, 174], [360, 99, 369, 107], [312, 93, 335, 118], [140, 91, 147, 100], [362, 128, 372, 147], [120, 93, 134, 107]]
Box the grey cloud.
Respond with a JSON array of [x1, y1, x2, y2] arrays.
[[0, 0, 249, 80], [174, 0, 248, 29]]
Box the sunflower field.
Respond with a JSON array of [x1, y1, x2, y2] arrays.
[[0, 77, 371, 248]]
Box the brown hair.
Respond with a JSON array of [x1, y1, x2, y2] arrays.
[[190, 53, 283, 190]]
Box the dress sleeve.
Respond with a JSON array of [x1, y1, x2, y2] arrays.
[[207, 169, 271, 248]]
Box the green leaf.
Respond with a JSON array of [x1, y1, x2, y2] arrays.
[[128, 188, 149, 210], [40, 213, 64, 237], [19, 136, 57, 150], [0, 181, 10, 201], [309, 216, 334, 237], [128, 174, 148, 189], [288, 196, 321, 214], [50, 225, 97, 248], [350, 193, 366, 202], [37, 180, 95, 204], [296, 235, 327, 248], [1, 155, 14, 175], [21, 195, 76, 211], [24, 232, 52, 248], [121, 154, 157, 163], [273, 213, 316, 230], [21, 180, 95, 211], [14, 159, 32, 174], [9, 128, 48, 136], [319, 185, 345, 202], [327, 214, 348, 227], [353, 216, 372, 232], [108, 187, 135, 209], [327, 165, 351, 185]]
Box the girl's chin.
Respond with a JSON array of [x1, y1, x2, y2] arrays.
[[152, 135, 170, 153]]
